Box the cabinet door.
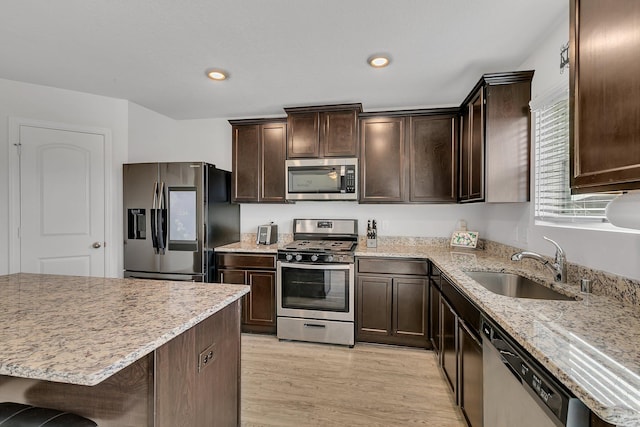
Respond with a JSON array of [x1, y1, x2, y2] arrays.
[[245, 270, 276, 330], [360, 117, 406, 202], [409, 115, 457, 202], [429, 278, 441, 354], [392, 277, 428, 345], [458, 321, 483, 427], [232, 125, 260, 202], [218, 269, 249, 324], [469, 90, 484, 201], [287, 112, 319, 158], [484, 83, 531, 202], [441, 297, 457, 398], [261, 123, 287, 202], [570, 0, 640, 193], [460, 90, 484, 202], [459, 107, 471, 201], [357, 275, 392, 339], [322, 110, 358, 157]]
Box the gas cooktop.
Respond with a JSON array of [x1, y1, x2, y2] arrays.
[[282, 240, 357, 253]]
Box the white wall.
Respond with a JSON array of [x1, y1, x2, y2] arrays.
[[128, 103, 231, 170], [0, 78, 128, 277], [240, 202, 490, 239], [486, 5, 640, 281]]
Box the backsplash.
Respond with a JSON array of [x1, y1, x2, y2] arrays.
[[483, 240, 640, 307], [236, 233, 640, 307]]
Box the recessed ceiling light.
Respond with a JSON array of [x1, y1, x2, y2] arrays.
[[206, 69, 228, 81], [367, 55, 391, 68]]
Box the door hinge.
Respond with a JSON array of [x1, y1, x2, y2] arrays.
[[13, 143, 22, 156]]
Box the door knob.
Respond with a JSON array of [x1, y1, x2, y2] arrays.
[[92, 242, 102, 249]]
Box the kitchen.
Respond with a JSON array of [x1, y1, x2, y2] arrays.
[[1, 1, 640, 426]]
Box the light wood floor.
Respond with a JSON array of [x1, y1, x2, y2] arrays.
[[241, 334, 466, 427]]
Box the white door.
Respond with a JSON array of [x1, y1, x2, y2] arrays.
[[19, 125, 106, 276]]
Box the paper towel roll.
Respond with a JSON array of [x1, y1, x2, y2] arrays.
[[605, 191, 640, 230]]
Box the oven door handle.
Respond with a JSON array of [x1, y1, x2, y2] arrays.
[[278, 261, 352, 270]]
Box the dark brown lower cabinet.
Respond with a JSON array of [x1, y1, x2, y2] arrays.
[[356, 257, 429, 348], [357, 275, 392, 338], [216, 253, 277, 334], [440, 297, 458, 396], [436, 267, 483, 427], [429, 267, 442, 354], [458, 320, 483, 427]]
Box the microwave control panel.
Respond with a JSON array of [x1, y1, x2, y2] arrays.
[[345, 167, 356, 193]]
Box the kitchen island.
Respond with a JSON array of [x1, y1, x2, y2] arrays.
[[0, 273, 249, 426]]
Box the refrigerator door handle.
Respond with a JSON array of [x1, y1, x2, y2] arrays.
[[151, 181, 159, 253], [156, 181, 167, 254]]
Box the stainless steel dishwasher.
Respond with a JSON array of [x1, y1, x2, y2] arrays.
[[482, 317, 590, 427]]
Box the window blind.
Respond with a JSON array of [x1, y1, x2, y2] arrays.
[[532, 85, 617, 221]]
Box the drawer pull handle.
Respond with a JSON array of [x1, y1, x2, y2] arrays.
[[304, 323, 326, 329]]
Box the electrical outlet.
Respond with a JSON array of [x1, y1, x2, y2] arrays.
[[198, 343, 216, 373]]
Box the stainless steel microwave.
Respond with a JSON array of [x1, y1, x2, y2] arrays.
[[285, 158, 358, 201]]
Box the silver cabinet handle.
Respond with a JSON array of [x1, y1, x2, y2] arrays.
[[92, 242, 102, 249]]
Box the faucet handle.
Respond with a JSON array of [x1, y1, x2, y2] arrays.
[[543, 236, 565, 258]]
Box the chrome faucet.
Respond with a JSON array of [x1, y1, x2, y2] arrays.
[[511, 237, 567, 283]]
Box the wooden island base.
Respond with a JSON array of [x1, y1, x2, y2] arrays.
[[0, 300, 241, 427]]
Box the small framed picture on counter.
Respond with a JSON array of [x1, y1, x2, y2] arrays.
[[450, 231, 479, 249]]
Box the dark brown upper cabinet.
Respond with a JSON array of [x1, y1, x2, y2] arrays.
[[284, 104, 362, 158], [230, 119, 287, 203], [359, 109, 458, 204], [570, 0, 640, 193], [459, 71, 533, 203], [459, 89, 484, 202], [360, 115, 406, 202], [410, 114, 458, 203]]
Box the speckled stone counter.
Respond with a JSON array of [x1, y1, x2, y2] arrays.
[[215, 240, 281, 253], [0, 273, 249, 386], [357, 244, 640, 426]]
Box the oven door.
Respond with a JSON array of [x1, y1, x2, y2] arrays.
[[277, 261, 354, 322]]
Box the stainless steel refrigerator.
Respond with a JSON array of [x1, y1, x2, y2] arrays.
[[123, 162, 239, 282]]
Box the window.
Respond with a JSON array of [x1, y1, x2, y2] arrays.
[[532, 84, 617, 222]]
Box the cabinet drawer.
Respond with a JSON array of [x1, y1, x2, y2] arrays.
[[441, 275, 481, 337], [357, 258, 428, 276], [217, 253, 276, 269]]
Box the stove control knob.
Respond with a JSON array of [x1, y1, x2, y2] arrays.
[[310, 254, 318, 262], [295, 254, 303, 262], [285, 254, 293, 262], [326, 255, 334, 262]]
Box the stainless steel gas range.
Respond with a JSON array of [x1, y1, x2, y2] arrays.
[[276, 219, 357, 346]]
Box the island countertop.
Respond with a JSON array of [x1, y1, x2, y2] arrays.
[[0, 273, 249, 386]]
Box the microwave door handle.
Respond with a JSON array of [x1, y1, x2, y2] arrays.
[[340, 166, 346, 192], [151, 181, 159, 253]]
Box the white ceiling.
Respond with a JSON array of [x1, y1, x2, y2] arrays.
[[0, 0, 567, 120]]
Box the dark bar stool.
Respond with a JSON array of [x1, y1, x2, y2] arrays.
[[0, 402, 96, 427]]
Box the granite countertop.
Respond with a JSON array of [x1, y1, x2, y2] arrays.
[[0, 273, 249, 386], [357, 244, 640, 426], [215, 241, 281, 253]]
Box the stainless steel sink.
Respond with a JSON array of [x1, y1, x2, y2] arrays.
[[464, 271, 576, 301]]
